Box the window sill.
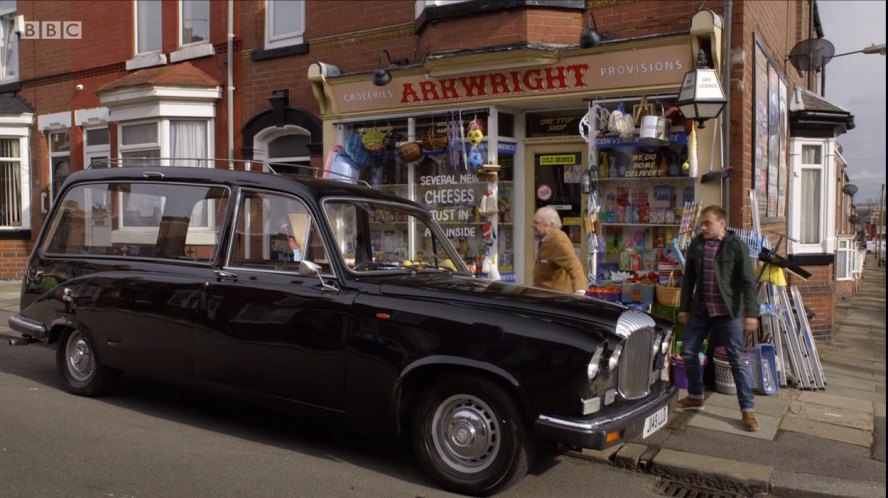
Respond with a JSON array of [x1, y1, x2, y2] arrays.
[[126, 52, 168, 71], [170, 43, 215, 63], [251, 42, 309, 61]]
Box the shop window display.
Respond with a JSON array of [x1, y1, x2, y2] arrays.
[[341, 110, 515, 281]]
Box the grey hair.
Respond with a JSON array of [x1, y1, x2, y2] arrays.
[[535, 207, 562, 228]]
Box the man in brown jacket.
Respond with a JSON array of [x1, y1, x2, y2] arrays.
[[532, 207, 587, 295]]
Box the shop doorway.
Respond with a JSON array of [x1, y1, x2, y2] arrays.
[[523, 143, 588, 286]]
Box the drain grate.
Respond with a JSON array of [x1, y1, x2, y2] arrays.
[[652, 478, 747, 498]]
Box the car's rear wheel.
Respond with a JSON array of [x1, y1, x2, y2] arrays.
[[412, 375, 535, 496], [56, 329, 119, 396]]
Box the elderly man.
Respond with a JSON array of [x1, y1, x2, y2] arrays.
[[532, 207, 587, 295]]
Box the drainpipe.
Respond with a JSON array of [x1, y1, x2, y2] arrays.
[[722, 0, 732, 222], [227, 0, 235, 169]]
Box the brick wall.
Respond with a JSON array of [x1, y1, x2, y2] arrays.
[[788, 264, 835, 342]]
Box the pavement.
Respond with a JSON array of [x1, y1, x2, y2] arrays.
[[0, 261, 884, 497], [575, 256, 887, 497]]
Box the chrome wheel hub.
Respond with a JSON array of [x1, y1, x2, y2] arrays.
[[67, 333, 94, 382], [431, 394, 500, 473]]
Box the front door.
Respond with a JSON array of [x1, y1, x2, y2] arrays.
[[524, 143, 588, 286], [196, 189, 351, 410]]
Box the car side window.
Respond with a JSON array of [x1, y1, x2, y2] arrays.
[[230, 190, 330, 274], [41, 182, 229, 262]]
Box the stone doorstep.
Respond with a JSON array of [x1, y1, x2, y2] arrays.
[[651, 448, 773, 495], [780, 415, 873, 447]]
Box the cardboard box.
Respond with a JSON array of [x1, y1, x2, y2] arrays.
[[621, 283, 655, 305]]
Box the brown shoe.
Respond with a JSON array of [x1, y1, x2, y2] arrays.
[[675, 396, 705, 412], [742, 412, 759, 431]]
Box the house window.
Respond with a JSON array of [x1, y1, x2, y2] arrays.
[[0, 0, 18, 82], [789, 139, 838, 255], [267, 133, 310, 175], [84, 127, 110, 168], [170, 120, 207, 167], [49, 131, 71, 200], [836, 236, 853, 280], [264, 0, 304, 50], [120, 122, 160, 166], [181, 0, 209, 45], [136, 0, 162, 54], [0, 137, 22, 227], [800, 145, 822, 244]]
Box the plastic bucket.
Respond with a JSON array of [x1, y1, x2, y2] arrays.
[[670, 354, 708, 389]]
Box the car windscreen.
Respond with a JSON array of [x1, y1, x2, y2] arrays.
[[322, 198, 471, 275]]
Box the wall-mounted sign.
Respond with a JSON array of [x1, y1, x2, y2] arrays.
[[324, 44, 692, 114], [536, 184, 552, 201]]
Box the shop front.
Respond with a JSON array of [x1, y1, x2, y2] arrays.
[[308, 36, 723, 289]]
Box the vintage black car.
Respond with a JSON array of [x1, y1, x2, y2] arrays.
[[9, 164, 676, 495]]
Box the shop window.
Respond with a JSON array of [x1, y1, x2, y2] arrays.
[[49, 131, 70, 200], [0, 1, 19, 83], [265, 0, 304, 50], [752, 39, 789, 220], [135, 0, 162, 54]]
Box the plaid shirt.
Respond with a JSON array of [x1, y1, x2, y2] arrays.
[[699, 238, 729, 316]]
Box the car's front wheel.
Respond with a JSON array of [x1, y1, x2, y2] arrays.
[[56, 329, 119, 396], [412, 375, 535, 496]]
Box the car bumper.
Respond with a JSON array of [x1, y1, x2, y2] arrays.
[[8, 313, 48, 339], [535, 383, 678, 450]]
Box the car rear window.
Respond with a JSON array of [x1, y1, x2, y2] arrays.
[[41, 181, 230, 263]]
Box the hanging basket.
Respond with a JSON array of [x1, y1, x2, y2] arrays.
[[397, 141, 423, 163], [655, 272, 681, 307], [421, 128, 448, 152]]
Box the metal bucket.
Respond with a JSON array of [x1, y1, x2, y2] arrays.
[[639, 103, 669, 145]]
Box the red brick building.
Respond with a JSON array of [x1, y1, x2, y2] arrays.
[[0, 0, 860, 341]]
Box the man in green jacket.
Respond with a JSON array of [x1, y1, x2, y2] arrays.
[[676, 205, 760, 431]]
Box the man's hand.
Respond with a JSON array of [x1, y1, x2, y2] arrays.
[[743, 317, 759, 333], [677, 312, 689, 325]]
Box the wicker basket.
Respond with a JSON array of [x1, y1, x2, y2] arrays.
[[397, 142, 423, 163], [655, 272, 681, 307], [421, 128, 448, 151], [713, 357, 736, 395]]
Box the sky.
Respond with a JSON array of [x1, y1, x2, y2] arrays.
[[817, 0, 887, 206]]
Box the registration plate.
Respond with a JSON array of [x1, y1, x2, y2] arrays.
[[642, 405, 669, 438]]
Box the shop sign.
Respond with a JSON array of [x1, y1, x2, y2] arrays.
[[527, 114, 583, 136], [538, 154, 579, 166], [536, 184, 552, 201], [326, 44, 692, 114], [596, 132, 688, 148], [498, 141, 517, 154]]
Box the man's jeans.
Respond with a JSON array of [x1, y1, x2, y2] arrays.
[[680, 312, 755, 412]]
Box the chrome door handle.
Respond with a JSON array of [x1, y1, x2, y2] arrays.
[[214, 270, 238, 283]]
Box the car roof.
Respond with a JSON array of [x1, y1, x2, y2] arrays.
[[60, 166, 420, 208]]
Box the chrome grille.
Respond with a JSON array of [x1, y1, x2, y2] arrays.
[[616, 311, 657, 399]]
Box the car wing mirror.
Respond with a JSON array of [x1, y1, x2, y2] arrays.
[[299, 260, 339, 292]]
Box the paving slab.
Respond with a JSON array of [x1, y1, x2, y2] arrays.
[[651, 448, 772, 495], [822, 384, 887, 405], [686, 404, 779, 440], [781, 414, 873, 447], [788, 401, 873, 430], [824, 373, 879, 392], [700, 390, 792, 418], [771, 470, 887, 498], [797, 391, 875, 413]]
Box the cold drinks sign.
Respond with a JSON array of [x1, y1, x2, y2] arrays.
[[325, 44, 692, 114]]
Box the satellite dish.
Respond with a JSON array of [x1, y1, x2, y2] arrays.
[[788, 38, 836, 72], [842, 184, 859, 196]]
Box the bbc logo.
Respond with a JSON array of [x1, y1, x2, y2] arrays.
[[20, 21, 82, 40]]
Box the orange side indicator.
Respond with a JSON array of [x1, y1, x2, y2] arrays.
[[605, 431, 622, 445], [375, 312, 391, 320]]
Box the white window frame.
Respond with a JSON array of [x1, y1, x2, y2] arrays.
[[0, 133, 29, 229], [48, 130, 71, 201], [0, 1, 18, 83], [788, 138, 837, 255], [134, 0, 163, 55], [128, 0, 167, 70], [83, 126, 110, 168], [264, 0, 304, 50], [179, 0, 209, 46], [836, 235, 854, 281], [171, 0, 215, 62]]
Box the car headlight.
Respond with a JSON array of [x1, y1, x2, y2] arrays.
[[587, 344, 605, 380], [608, 343, 623, 372], [661, 327, 674, 355]]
